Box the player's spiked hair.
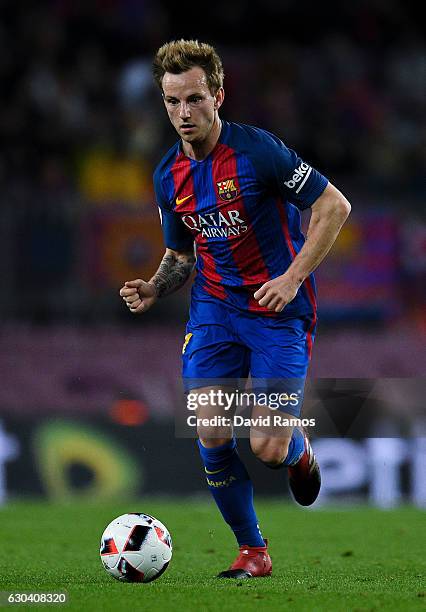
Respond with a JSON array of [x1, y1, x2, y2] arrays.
[[153, 39, 224, 94]]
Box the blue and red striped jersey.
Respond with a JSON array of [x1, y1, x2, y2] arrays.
[[153, 120, 328, 318]]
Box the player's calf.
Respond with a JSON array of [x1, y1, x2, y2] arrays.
[[197, 437, 266, 550]]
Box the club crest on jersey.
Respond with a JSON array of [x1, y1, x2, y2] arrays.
[[217, 178, 238, 201]]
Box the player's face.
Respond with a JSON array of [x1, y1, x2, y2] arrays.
[[162, 67, 223, 143]]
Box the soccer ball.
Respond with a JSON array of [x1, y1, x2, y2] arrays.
[[100, 513, 172, 583]]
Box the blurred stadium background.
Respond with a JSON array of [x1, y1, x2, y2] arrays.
[[0, 0, 425, 509]]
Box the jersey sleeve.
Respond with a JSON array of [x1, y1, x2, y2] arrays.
[[154, 170, 194, 252], [256, 131, 328, 210]]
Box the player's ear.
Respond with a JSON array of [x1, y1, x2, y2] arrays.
[[214, 87, 224, 110]]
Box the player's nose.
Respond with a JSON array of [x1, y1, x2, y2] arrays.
[[179, 102, 191, 119]]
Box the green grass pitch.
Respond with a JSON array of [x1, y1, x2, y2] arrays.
[[0, 499, 424, 611]]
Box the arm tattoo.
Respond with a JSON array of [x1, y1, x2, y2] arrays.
[[150, 252, 195, 298]]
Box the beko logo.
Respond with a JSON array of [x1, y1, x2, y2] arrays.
[[284, 162, 312, 193]]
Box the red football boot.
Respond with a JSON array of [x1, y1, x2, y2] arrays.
[[217, 539, 272, 579], [288, 429, 321, 506]]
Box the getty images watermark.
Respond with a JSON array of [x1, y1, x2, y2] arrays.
[[185, 388, 316, 430], [175, 378, 426, 439]]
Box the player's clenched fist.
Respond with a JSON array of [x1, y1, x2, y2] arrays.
[[119, 279, 157, 314]]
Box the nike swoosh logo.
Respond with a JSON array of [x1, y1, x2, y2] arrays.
[[176, 194, 193, 206], [204, 465, 230, 475]]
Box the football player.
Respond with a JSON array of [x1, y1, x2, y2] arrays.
[[120, 40, 351, 579]]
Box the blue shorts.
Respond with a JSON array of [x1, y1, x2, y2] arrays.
[[182, 294, 316, 417]]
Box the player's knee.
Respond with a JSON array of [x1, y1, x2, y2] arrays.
[[251, 438, 289, 468], [197, 421, 230, 444]]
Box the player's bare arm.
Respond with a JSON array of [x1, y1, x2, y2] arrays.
[[254, 183, 351, 312], [120, 247, 195, 314], [152, 248, 196, 297]]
